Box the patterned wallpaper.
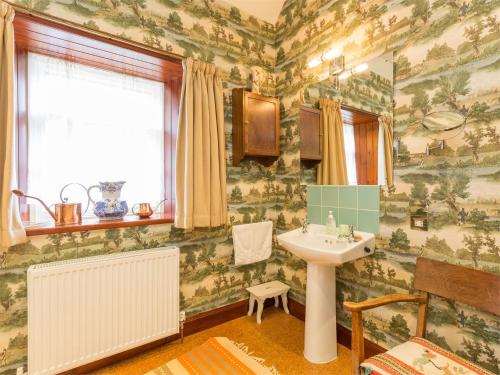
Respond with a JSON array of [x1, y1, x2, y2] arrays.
[[0, 1, 297, 373], [275, 0, 500, 372], [0, 0, 498, 373]]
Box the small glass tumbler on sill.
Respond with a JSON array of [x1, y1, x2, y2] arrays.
[[337, 224, 355, 242]]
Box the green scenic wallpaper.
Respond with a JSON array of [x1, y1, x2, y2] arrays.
[[1, 1, 302, 373], [276, 0, 500, 373], [0, 0, 498, 373]]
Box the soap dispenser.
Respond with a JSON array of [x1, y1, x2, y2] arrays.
[[325, 210, 336, 235]]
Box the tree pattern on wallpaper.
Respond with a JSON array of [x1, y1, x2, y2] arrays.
[[275, 0, 499, 373], [304, 69, 393, 115], [0, 1, 303, 373], [0, 0, 498, 373]]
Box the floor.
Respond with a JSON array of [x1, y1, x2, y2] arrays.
[[94, 307, 352, 375]]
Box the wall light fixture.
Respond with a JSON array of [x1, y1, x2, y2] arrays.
[[338, 63, 369, 80], [307, 47, 343, 69]]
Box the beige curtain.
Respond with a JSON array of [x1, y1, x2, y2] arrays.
[[0, 2, 26, 250], [317, 98, 348, 185], [380, 115, 395, 192], [175, 58, 227, 229]]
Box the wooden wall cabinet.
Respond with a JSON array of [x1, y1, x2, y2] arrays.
[[299, 106, 322, 161], [232, 88, 280, 166]]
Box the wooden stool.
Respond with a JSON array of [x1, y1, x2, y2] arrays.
[[246, 280, 290, 324]]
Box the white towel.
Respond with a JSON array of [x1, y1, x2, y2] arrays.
[[232, 221, 273, 266]]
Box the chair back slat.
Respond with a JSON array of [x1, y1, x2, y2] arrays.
[[414, 257, 500, 316]]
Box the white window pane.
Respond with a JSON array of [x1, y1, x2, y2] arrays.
[[27, 53, 164, 222], [343, 123, 357, 185], [378, 122, 386, 186]]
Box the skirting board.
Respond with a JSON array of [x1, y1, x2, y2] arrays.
[[60, 298, 384, 374]]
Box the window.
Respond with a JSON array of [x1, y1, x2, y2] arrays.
[[343, 122, 386, 186], [343, 123, 358, 185], [14, 13, 182, 226], [377, 122, 386, 186], [26, 53, 165, 222], [341, 107, 385, 185]]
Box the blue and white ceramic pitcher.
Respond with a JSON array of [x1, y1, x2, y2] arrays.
[[87, 181, 128, 220]]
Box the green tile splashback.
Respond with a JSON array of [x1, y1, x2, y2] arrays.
[[322, 186, 339, 207], [339, 186, 357, 208], [306, 185, 380, 233], [339, 208, 358, 226], [308, 204, 322, 225], [307, 186, 322, 206], [358, 185, 380, 211], [358, 210, 380, 234]]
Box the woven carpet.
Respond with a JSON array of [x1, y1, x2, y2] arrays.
[[145, 337, 279, 375]]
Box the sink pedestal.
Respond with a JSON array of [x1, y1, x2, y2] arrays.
[[276, 224, 375, 364], [304, 263, 337, 364]]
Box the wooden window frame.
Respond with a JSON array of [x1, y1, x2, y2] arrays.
[[341, 106, 380, 186], [13, 13, 182, 234]]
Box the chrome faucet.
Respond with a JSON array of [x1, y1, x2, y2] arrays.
[[302, 216, 309, 233], [348, 224, 355, 242]]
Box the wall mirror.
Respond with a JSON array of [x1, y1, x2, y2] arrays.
[[300, 52, 394, 186], [419, 110, 466, 155]]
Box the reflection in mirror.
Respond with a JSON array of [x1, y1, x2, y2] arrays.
[[418, 110, 466, 156], [422, 111, 465, 132], [300, 53, 394, 187], [338, 53, 393, 115], [342, 106, 381, 185]]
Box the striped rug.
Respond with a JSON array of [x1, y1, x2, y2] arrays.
[[146, 337, 280, 375]]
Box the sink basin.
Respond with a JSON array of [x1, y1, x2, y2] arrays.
[[277, 224, 375, 265], [277, 224, 375, 364]]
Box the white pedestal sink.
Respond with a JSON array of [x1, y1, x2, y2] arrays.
[[277, 224, 375, 364]]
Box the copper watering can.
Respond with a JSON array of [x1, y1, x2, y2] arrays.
[[132, 199, 167, 219], [12, 183, 90, 226]]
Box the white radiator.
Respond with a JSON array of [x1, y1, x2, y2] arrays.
[[27, 247, 179, 375]]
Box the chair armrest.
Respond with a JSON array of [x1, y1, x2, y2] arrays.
[[344, 293, 427, 312], [345, 293, 429, 375]]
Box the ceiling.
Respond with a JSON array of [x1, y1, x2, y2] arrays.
[[225, 0, 286, 24]]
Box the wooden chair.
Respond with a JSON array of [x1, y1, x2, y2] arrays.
[[343, 257, 500, 375]]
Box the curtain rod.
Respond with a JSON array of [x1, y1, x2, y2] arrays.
[[5, 1, 184, 62]]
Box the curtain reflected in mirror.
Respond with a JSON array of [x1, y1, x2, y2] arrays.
[[316, 98, 347, 185], [378, 123, 386, 186], [379, 114, 394, 191]]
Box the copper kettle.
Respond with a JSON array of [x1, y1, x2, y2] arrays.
[[12, 183, 89, 226]]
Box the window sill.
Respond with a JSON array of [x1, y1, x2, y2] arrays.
[[25, 214, 173, 236]]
